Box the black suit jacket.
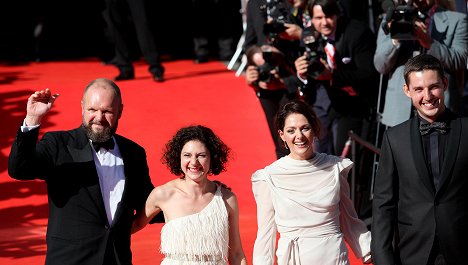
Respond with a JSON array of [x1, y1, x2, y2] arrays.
[[324, 16, 379, 118], [8, 126, 162, 265], [371, 114, 468, 265]]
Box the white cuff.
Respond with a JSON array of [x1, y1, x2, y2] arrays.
[[21, 119, 40, 133], [297, 73, 308, 84]]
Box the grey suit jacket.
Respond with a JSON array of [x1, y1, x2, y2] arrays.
[[374, 8, 468, 127]]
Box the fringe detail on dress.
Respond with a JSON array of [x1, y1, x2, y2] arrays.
[[160, 185, 229, 264]]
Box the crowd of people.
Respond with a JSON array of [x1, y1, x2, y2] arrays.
[[244, 0, 467, 159], [6, 0, 468, 265]]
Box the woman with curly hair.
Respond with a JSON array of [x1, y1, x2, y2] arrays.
[[132, 125, 247, 265]]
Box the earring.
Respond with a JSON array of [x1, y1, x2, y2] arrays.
[[283, 141, 289, 150]]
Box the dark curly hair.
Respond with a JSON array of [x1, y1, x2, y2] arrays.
[[162, 125, 231, 178]]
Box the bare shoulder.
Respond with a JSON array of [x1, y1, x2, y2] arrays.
[[148, 179, 179, 205], [220, 186, 239, 209]]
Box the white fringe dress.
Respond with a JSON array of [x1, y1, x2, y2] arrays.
[[160, 184, 229, 265]]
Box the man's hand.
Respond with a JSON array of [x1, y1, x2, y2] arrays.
[[414, 20, 433, 49], [245, 65, 285, 91], [25, 88, 59, 126], [279, 23, 302, 40], [295, 55, 309, 80], [245, 66, 259, 86]]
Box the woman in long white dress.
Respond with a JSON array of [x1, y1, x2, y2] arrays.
[[251, 101, 372, 265], [132, 125, 247, 265]]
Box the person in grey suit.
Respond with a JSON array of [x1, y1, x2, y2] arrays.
[[8, 78, 163, 265], [372, 54, 468, 265], [374, 0, 468, 127]]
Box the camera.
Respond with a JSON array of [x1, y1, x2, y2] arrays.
[[384, 1, 428, 40], [262, 0, 292, 38], [303, 29, 326, 78], [257, 47, 276, 83]]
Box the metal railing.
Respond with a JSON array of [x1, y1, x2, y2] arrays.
[[345, 130, 381, 203]]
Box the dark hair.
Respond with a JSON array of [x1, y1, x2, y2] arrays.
[[83, 78, 122, 105], [162, 125, 231, 177], [245, 45, 286, 67], [274, 100, 320, 137], [404, 54, 446, 86], [309, 0, 342, 17], [245, 45, 263, 66]]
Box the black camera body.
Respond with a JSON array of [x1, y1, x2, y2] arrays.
[[262, 0, 292, 38], [257, 49, 276, 83], [257, 63, 275, 83], [303, 30, 326, 78], [385, 3, 428, 40]]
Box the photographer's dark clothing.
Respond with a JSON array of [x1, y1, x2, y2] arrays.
[[244, 0, 302, 69], [245, 0, 317, 157], [304, 17, 378, 154], [256, 89, 292, 158], [326, 17, 378, 117]]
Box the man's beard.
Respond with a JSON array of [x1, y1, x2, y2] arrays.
[[82, 122, 117, 143]]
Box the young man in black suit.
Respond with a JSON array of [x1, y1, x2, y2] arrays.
[[8, 78, 163, 265], [372, 54, 468, 265]]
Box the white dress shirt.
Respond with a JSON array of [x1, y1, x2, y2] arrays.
[[92, 139, 125, 225]]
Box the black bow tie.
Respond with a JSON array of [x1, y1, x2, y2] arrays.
[[93, 138, 115, 152], [419, 121, 448, 136]]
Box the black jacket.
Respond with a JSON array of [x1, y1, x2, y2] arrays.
[[8, 126, 162, 265]]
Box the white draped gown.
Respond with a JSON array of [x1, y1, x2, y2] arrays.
[[251, 153, 371, 265]]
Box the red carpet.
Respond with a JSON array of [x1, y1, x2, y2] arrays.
[[0, 59, 364, 264]]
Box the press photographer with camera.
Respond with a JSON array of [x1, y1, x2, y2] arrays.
[[294, 0, 379, 155], [245, 45, 300, 158], [374, 0, 468, 127], [244, 0, 315, 65], [244, 0, 320, 158]]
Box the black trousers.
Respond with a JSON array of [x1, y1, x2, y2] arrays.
[[103, 0, 163, 73], [257, 89, 291, 159], [190, 0, 241, 59]]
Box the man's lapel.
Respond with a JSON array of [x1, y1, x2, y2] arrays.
[[409, 118, 436, 195], [68, 127, 109, 225], [437, 117, 461, 195]]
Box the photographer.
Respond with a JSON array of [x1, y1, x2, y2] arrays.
[[244, 0, 309, 60], [295, 0, 379, 155], [245, 45, 299, 158], [375, 0, 468, 127]]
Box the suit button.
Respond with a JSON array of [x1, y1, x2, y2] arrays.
[[105, 225, 109, 229], [434, 201, 439, 206]]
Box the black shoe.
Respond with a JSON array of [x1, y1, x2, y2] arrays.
[[114, 71, 134, 81], [194, 55, 209, 64], [152, 68, 165, 82]]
